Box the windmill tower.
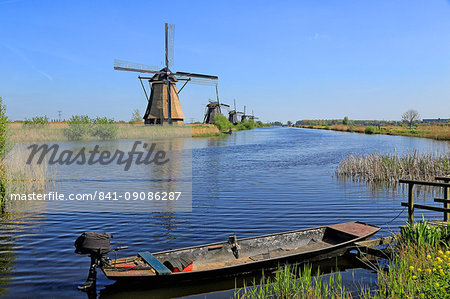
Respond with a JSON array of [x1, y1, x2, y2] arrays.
[[203, 99, 230, 124], [228, 99, 244, 125], [114, 23, 218, 125], [241, 106, 248, 122]]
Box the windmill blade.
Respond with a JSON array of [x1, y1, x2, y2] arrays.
[[175, 72, 218, 86], [175, 71, 218, 80], [220, 103, 230, 108], [165, 23, 175, 68], [114, 59, 161, 74]]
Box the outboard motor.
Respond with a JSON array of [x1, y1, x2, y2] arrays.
[[74, 232, 113, 291]]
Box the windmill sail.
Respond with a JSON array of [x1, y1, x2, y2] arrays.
[[114, 60, 161, 74], [165, 23, 175, 68]]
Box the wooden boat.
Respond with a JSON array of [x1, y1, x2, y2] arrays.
[[102, 221, 379, 284]]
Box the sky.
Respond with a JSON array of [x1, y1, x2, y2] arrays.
[[0, 0, 449, 123]]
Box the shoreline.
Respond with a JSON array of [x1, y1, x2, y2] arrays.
[[296, 124, 450, 141]]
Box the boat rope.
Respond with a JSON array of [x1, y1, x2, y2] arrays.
[[383, 206, 406, 226]]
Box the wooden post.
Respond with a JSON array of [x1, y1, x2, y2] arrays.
[[444, 186, 449, 221], [408, 183, 415, 223]]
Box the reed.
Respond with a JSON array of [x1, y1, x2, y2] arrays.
[[7, 123, 220, 142], [302, 123, 450, 141], [234, 264, 352, 299], [3, 145, 54, 196], [335, 151, 450, 186], [373, 221, 450, 298]]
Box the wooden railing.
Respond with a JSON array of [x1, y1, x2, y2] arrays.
[[399, 177, 450, 223]]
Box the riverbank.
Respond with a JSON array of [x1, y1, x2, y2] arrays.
[[7, 122, 221, 143], [297, 124, 450, 141]]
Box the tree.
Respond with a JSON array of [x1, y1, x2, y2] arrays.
[[402, 109, 420, 129], [287, 121, 292, 127], [343, 116, 349, 125], [130, 109, 142, 123]]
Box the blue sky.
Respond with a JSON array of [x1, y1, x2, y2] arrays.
[[1, 0, 449, 123]]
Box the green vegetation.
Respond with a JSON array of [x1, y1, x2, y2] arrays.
[[64, 115, 92, 141], [234, 264, 351, 299], [213, 114, 234, 131], [375, 221, 450, 298], [23, 116, 50, 126], [212, 114, 271, 133], [335, 151, 450, 186], [130, 109, 142, 123], [91, 117, 118, 140], [343, 116, 349, 125], [364, 126, 375, 134], [64, 115, 118, 141]]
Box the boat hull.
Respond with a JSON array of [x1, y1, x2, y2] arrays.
[[102, 221, 379, 284]]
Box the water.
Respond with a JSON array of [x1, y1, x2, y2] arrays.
[[1, 127, 449, 298]]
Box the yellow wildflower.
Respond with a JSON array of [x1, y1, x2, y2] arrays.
[[412, 275, 417, 279], [437, 257, 442, 263], [409, 266, 414, 271], [433, 268, 437, 272], [438, 265, 442, 269], [427, 254, 432, 259], [426, 269, 432, 274], [418, 268, 422, 272], [446, 250, 450, 256], [438, 250, 443, 255], [436, 282, 440, 287], [440, 269, 444, 275]]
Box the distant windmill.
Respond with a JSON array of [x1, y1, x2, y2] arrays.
[[114, 23, 218, 125], [203, 99, 230, 124], [248, 109, 259, 121], [228, 99, 244, 125], [241, 106, 248, 122]]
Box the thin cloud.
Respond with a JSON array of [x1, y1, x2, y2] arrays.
[[2, 42, 53, 81]]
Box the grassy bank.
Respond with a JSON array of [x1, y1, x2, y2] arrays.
[[335, 151, 450, 186], [297, 124, 450, 141], [7, 122, 220, 143], [235, 221, 450, 298]]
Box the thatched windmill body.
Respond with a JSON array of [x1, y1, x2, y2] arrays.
[[203, 100, 230, 124], [114, 23, 218, 125], [228, 99, 244, 125]]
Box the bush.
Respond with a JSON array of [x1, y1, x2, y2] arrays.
[[24, 116, 50, 126], [91, 117, 118, 140], [64, 115, 92, 141], [365, 126, 376, 134], [130, 109, 142, 123], [343, 116, 349, 125], [213, 114, 233, 131]]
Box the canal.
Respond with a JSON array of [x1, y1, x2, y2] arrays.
[[1, 127, 449, 298]]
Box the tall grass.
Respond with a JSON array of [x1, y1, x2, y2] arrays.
[[8, 123, 219, 142], [335, 151, 450, 186], [235, 264, 352, 299], [4, 145, 54, 196], [372, 220, 450, 298]]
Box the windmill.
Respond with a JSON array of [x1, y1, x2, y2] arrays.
[[203, 99, 230, 124], [240, 106, 259, 122], [241, 106, 248, 122], [114, 23, 219, 125], [228, 99, 244, 125], [248, 110, 259, 121]]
